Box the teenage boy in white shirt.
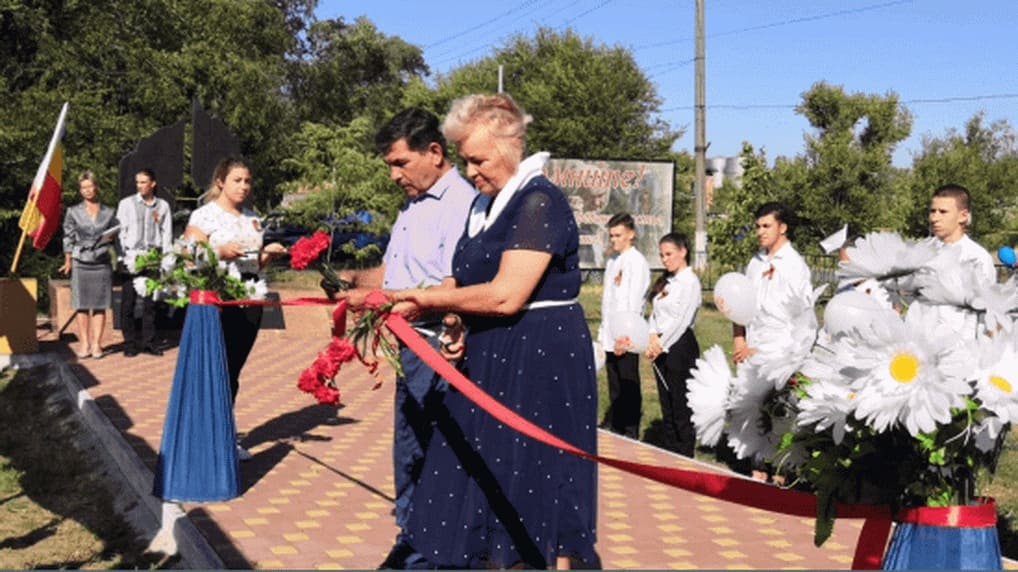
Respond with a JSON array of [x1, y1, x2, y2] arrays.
[[598, 213, 650, 439]]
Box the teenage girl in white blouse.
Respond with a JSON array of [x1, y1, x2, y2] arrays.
[[645, 233, 701, 456]]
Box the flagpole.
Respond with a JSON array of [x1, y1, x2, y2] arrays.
[[10, 227, 29, 272], [10, 193, 38, 274]]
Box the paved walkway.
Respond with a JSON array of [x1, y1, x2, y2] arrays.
[[42, 287, 876, 569]]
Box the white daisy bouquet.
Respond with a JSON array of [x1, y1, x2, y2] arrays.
[[689, 230, 1017, 546], [132, 237, 267, 307]]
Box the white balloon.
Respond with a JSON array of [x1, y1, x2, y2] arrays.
[[823, 289, 890, 339], [608, 311, 650, 353], [713, 272, 757, 326]]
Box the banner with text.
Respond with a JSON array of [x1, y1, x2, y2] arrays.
[[544, 158, 673, 270]]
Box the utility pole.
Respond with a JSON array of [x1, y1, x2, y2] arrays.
[[498, 65, 504, 93], [693, 0, 707, 271]]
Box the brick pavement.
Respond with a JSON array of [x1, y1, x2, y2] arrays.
[[50, 287, 878, 569]]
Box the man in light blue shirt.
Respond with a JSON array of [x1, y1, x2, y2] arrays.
[[343, 108, 476, 569]]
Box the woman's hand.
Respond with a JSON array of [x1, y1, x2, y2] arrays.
[[216, 242, 245, 260], [335, 288, 371, 308], [438, 313, 465, 361], [262, 242, 287, 257], [58, 257, 72, 275], [645, 333, 663, 360]]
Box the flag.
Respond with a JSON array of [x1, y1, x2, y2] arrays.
[[18, 102, 68, 250]]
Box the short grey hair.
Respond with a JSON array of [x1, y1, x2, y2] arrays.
[[442, 93, 532, 162]]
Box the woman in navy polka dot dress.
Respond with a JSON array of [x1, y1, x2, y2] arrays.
[[389, 93, 599, 569]]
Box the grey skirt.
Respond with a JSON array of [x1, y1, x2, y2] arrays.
[[71, 259, 112, 310]]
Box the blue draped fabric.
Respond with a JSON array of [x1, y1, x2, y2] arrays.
[[154, 302, 239, 501], [882, 522, 1002, 570]]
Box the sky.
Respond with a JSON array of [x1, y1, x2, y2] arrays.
[[315, 0, 1017, 167]]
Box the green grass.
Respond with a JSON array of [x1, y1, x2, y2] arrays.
[[0, 367, 174, 569], [579, 283, 733, 440]]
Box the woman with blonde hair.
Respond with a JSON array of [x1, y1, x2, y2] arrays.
[[377, 94, 599, 569], [60, 171, 117, 358]]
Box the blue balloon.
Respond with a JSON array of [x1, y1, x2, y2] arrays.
[[998, 246, 1016, 267]]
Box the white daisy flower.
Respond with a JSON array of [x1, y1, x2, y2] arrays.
[[837, 231, 939, 287], [123, 252, 140, 273], [245, 278, 268, 300], [746, 284, 823, 389], [726, 363, 795, 462], [160, 252, 177, 273], [132, 276, 149, 297], [796, 378, 856, 444], [844, 303, 972, 436], [972, 417, 1005, 453], [970, 333, 1018, 424], [914, 247, 983, 309], [685, 345, 734, 447], [971, 277, 1018, 334]]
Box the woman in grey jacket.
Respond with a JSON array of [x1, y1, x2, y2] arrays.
[[60, 171, 118, 358]]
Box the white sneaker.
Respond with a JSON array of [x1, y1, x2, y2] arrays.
[[236, 444, 253, 461]]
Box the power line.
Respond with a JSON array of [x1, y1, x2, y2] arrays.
[[428, 0, 616, 69], [559, 0, 615, 28], [659, 93, 1018, 113], [424, 0, 540, 50], [634, 0, 912, 52]]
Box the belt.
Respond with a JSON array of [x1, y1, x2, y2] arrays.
[[521, 298, 578, 311]]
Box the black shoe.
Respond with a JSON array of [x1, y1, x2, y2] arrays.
[[124, 345, 139, 357], [142, 345, 163, 357]]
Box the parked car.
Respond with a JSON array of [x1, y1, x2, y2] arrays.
[[262, 210, 389, 261]]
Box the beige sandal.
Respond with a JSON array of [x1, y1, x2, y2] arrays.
[[91, 346, 104, 359]]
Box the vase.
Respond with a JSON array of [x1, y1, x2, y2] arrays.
[[882, 498, 1001, 570]]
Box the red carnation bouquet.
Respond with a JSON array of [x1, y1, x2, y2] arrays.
[[296, 294, 404, 406], [289, 230, 350, 298]]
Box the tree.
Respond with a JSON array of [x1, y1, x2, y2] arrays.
[[792, 82, 913, 250], [287, 16, 428, 127], [706, 143, 781, 270], [905, 114, 1018, 249], [0, 0, 308, 275], [410, 27, 682, 161], [278, 117, 402, 266]]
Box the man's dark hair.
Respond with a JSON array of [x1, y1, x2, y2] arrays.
[[607, 212, 636, 231], [136, 167, 157, 182], [932, 183, 971, 211], [375, 108, 446, 156], [754, 201, 794, 239]]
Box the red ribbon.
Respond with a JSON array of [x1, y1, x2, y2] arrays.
[[366, 298, 893, 569], [897, 498, 997, 528], [188, 289, 337, 308], [189, 290, 221, 304]]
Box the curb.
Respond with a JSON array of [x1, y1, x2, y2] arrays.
[[1, 352, 224, 569]]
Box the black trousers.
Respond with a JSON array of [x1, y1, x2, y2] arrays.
[[653, 328, 699, 456], [120, 277, 156, 349], [220, 305, 263, 405], [604, 351, 641, 438]]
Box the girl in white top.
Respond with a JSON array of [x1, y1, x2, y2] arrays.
[[183, 157, 286, 460], [645, 233, 701, 456]]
